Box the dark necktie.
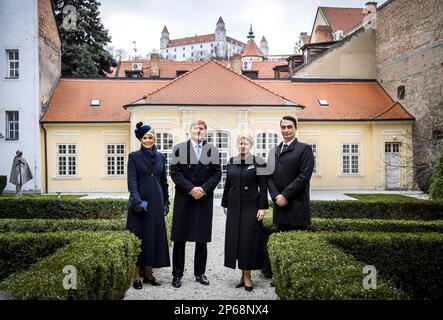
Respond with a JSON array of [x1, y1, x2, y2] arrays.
[[281, 144, 289, 153]]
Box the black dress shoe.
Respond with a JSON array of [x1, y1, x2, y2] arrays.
[[172, 276, 182, 288], [195, 274, 209, 285], [235, 282, 245, 288], [143, 276, 161, 286], [245, 285, 253, 292], [132, 279, 143, 290]]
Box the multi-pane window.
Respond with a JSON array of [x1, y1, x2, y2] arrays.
[[6, 49, 19, 79], [385, 143, 400, 153], [206, 130, 230, 190], [156, 132, 173, 176], [5, 111, 19, 140], [342, 143, 360, 174], [256, 132, 278, 160], [57, 144, 77, 176], [106, 144, 125, 176], [308, 144, 318, 174]]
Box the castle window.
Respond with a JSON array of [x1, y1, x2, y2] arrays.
[[397, 86, 405, 100], [5, 49, 19, 79]]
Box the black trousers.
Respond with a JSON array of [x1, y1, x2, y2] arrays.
[[172, 241, 207, 277]]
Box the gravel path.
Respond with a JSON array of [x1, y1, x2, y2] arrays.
[[124, 202, 277, 300]]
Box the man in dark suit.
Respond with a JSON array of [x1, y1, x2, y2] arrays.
[[170, 120, 222, 288], [268, 116, 315, 232]]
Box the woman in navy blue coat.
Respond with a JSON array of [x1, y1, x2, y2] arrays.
[[127, 122, 170, 289]]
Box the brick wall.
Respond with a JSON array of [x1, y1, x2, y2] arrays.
[[376, 0, 443, 189], [38, 0, 61, 114]]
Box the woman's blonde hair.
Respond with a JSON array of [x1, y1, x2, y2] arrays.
[[236, 131, 254, 147]]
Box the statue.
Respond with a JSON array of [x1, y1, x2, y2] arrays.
[[9, 150, 33, 196]]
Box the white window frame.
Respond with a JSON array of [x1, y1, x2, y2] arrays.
[[206, 130, 230, 190], [5, 49, 19, 79], [341, 143, 360, 175], [105, 143, 126, 176], [256, 132, 278, 160], [308, 143, 318, 175], [155, 132, 174, 176], [56, 143, 78, 177], [5, 110, 19, 141]]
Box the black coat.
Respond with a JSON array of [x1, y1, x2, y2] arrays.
[[126, 146, 170, 268], [170, 140, 222, 243], [222, 155, 268, 270], [267, 139, 315, 227]]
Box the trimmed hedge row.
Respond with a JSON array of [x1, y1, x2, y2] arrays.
[[268, 231, 443, 300], [0, 219, 126, 233], [261, 215, 443, 278], [2, 197, 443, 220], [268, 231, 408, 300], [325, 232, 443, 300], [310, 200, 443, 220], [0, 231, 140, 300], [0, 232, 75, 281], [0, 198, 127, 219]]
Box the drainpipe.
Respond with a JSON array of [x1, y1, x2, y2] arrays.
[[41, 123, 48, 194]]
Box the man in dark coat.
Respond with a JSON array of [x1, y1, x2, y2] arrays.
[[170, 120, 222, 288], [267, 116, 315, 231]]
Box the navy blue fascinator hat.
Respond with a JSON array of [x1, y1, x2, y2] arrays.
[[134, 122, 154, 140]]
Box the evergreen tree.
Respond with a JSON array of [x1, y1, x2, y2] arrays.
[[429, 150, 443, 200], [53, 0, 116, 76]]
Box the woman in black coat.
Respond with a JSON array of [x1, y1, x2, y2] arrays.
[[222, 132, 269, 292], [127, 122, 170, 290]]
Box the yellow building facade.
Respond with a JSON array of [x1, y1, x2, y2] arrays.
[[40, 61, 414, 194]]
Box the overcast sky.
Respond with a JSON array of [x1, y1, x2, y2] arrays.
[[99, 0, 388, 58]]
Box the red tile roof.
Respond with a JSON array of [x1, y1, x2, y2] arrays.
[[251, 61, 288, 78], [42, 75, 414, 123], [41, 79, 168, 122], [242, 39, 264, 57], [108, 60, 231, 78], [162, 25, 169, 33], [137, 60, 296, 106], [319, 7, 370, 33], [255, 80, 414, 121]]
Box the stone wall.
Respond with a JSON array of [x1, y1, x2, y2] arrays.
[[38, 0, 61, 115], [376, 0, 443, 189]]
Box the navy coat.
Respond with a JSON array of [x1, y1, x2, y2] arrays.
[[170, 140, 222, 243], [222, 155, 268, 270], [267, 139, 315, 227], [126, 146, 170, 268]]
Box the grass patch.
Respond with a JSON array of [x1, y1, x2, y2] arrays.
[[345, 194, 424, 202]]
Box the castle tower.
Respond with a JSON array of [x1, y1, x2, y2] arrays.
[[260, 36, 269, 56], [160, 25, 170, 49], [215, 16, 226, 42]]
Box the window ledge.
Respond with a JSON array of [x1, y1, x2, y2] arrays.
[[101, 176, 126, 180], [338, 174, 364, 178], [52, 176, 81, 180]]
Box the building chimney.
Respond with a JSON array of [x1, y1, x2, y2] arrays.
[[314, 25, 333, 43], [364, 2, 377, 13], [230, 53, 242, 74], [150, 53, 160, 78]]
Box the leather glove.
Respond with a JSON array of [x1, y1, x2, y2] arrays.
[[132, 203, 144, 213]]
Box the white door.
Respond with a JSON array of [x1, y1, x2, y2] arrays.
[[206, 130, 230, 193], [385, 143, 401, 189]]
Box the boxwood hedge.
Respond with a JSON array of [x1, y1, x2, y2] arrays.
[[268, 231, 408, 300], [268, 231, 443, 300], [0, 231, 140, 300]]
